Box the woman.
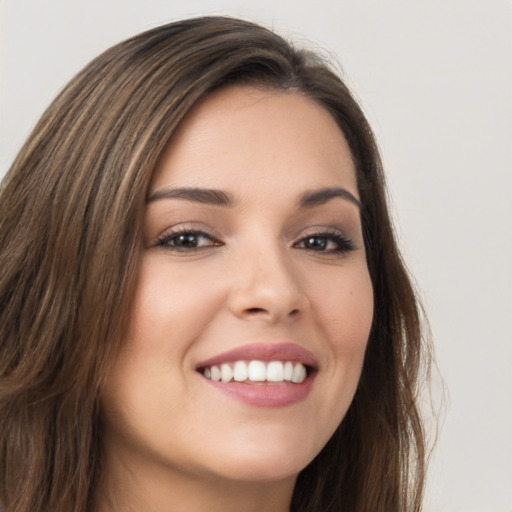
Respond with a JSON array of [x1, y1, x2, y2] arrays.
[[0, 16, 430, 512]]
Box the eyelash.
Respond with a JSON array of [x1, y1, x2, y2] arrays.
[[155, 229, 355, 255], [293, 231, 355, 254], [155, 229, 221, 252]]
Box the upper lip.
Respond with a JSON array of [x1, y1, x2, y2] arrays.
[[195, 342, 319, 370]]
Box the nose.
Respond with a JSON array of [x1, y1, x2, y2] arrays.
[[228, 243, 309, 323]]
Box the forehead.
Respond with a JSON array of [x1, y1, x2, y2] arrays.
[[151, 85, 358, 200]]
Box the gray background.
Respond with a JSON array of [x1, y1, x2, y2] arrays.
[[1, 1, 511, 510]]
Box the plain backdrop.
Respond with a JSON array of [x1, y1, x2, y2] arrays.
[[1, 1, 511, 511]]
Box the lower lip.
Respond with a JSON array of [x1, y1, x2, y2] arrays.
[[201, 375, 316, 408]]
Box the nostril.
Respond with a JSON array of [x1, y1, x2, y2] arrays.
[[245, 307, 300, 317], [246, 307, 266, 314]]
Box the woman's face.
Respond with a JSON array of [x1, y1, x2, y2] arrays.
[[101, 86, 373, 488]]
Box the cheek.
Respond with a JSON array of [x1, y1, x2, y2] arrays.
[[299, 263, 373, 452], [311, 262, 374, 353], [128, 258, 227, 350]]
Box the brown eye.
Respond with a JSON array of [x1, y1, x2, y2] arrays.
[[172, 233, 203, 248], [302, 236, 330, 251], [294, 233, 354, 254], [156, 230, 221, 251]]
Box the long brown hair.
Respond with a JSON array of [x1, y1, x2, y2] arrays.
[[0, 16, 430, 512]]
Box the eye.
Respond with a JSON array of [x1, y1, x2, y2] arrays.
[[294, 232, 354, 254], [155, 229, 221, 251]]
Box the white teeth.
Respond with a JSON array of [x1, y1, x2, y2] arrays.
[[210, 365, 221, 382], [221, 364, 233, 383], [248, 361, 266, 381], [266, 361, 284, 382], [291, 363, 307, 384], [233, 361, 248, 381], [284, 361, 293, 381], [201, 360, 308, 384]]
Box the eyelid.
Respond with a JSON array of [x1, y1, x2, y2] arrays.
[[292, 228, 355, 254], [293, 226, 348, 242], [151, 225, 223, 251]]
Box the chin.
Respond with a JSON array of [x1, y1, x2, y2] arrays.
[[198, 427, 322, 483], [208, 456, 307, 484]]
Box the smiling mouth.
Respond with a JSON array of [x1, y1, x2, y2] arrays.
[[198, 360, 311, 384]]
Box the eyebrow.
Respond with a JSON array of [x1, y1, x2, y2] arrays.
[[147, 185, 361, 210], [147, 187, 234, 206], [298, 187, 362, 210]]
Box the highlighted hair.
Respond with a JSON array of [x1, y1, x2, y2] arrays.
[[0, 16, 430, 512]]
